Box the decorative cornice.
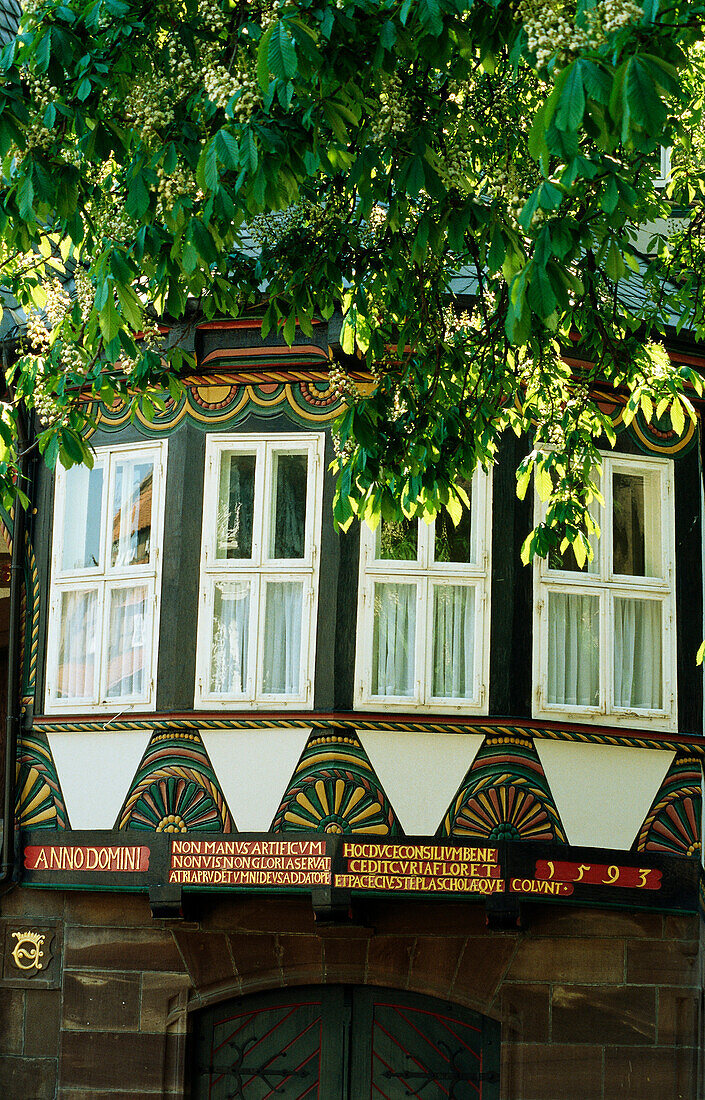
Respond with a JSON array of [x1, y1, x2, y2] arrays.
[[30, 712, 705, 754]]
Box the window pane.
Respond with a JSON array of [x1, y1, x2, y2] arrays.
[[210, 580, 250, 694], [111, 458, 154, 567], [613, 473, 646, 576], [434, 479, 474, 563], [378, 519, 418, 561], [61, 464, 104, 571], [372, 582, 416, 696], [262, 580, 303, 694], [547, 592, 599, 707], [548, 538, 599, 575], [432, 585, 475, 698], [56, 590, 98, 699], [216, 452, 255, 560], [106, 586, 149, 698], [271, 453, 307, 559], [614, 597, 662, 709]]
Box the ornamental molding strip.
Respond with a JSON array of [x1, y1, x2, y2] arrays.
[[31, 714, 705, 755]]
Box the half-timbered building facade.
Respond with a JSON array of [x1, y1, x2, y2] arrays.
[[0, 313, 704, 1099]]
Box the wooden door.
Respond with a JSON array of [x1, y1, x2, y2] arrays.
[[191, 986, 500, 1099]]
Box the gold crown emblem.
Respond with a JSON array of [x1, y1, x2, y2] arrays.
[[12, 930, 44, 948]]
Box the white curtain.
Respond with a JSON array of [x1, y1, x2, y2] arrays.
[[217, 453, 254, 560], [62, 464, 103, 571], [210, 581, 250, 693], [112, 459, 153, 567], [432, 585, 475, 698], [262, 581, 303, 693], [106, 585, 148, 698], [614, 597, 662, 709], [547, 592, 599, 706], [57, 590, 97, 698], [372, 582, 416, 696]]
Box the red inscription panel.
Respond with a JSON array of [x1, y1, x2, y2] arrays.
[[534, 859, 662, 890], [169, 838, 331, 886], [334, 842, 503, 895], [24, 845, 150, 873]]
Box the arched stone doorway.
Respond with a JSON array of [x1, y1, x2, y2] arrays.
[[191, 984, 500, 1098]]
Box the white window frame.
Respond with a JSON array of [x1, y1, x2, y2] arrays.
[[45, 439, 167, 713], [532, 450, 677, 731], [654, 146, 672, 189], [195, 432, 324, 710], [354, 471, 492, 713]]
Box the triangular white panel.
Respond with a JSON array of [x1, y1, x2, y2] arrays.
[[358, 730, 485, 836], [535, 738, 675, 850], [46, 730, 152, 831], [201, 727, 310, 832]]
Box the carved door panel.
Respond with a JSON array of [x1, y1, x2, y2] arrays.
[[350, 989, 500, 1099], [192, 986, 500, 1099]]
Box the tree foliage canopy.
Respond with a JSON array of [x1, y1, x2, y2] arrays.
[[2, 0, 705, 563]]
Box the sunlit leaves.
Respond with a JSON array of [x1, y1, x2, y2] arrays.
[[0, 0, 700, 570]]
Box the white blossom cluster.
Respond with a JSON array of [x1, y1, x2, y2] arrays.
[[203, 62, 260, 121], [328, 361, 362, 400], [116, 318, 162, 378], [370, 74, 410, 143], [520, 0, 643, 70], [74, 269, 94, 323], [358, 204, 388, 248], [331, 428, 355, 462], [26, 310, 48, 354], [156, 162, 198, 218], [23, 119, 52, 152], [259, 0, 283, 31], [250, 204, 307, 246], [484, 164, 526, 223], [439, 146, 473, 195], [44, 279, 69, 329], [123, 69, 174, 138], [25, 69, 57, 113]]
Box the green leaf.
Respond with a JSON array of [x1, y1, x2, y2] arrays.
[[240, 128, 258, 173], [116, 283, 143, 331], [215, 128, 239, 170], [17, 173, 34, 221], [670, 397, 685, 436], [579, 60, 611, 104], [605, 240, 626, 281], [98, 295, 122, 344], [535, 463, 552, 502], [601, 175, 619, 214], [529, 266, 557, 318], [125, 172, 149, 219], [625, 57, 665, 129], [282, 309, 296, 345], [418, 0, 442, 34], [268, 22, 297, 81], [555, 64, 585, 132], [257, 24, 274, 92], [528, 103, 549, 172], [380, 20, 396, 50]]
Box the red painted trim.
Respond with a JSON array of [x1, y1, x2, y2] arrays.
[[197, 319, 323, 331], [200, 344, 329, 365]]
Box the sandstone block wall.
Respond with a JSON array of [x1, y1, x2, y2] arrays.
[[0, 887, 701, 1100]]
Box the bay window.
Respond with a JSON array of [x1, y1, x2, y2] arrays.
[[355, 472, 492, 712], [45, 441, 167, 712], [533, 452, 676, 730], [195, 433, 323, 708]]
